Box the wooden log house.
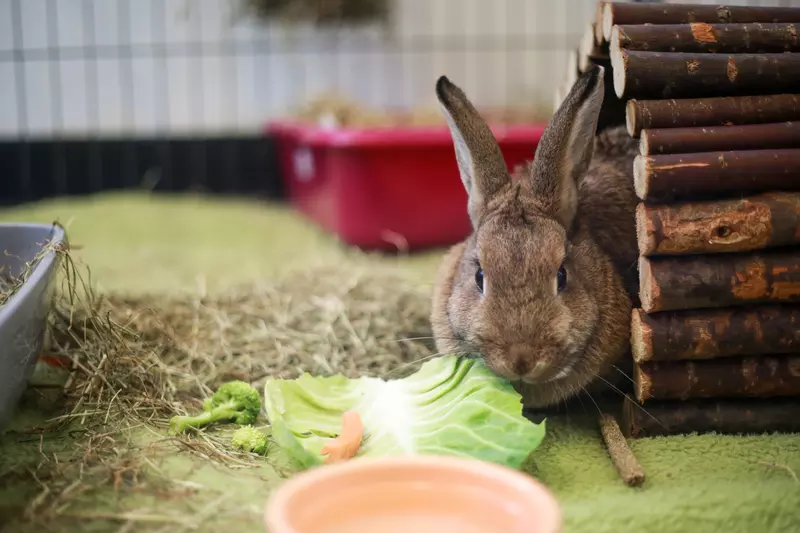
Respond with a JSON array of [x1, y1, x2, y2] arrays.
[[558, 1, 800, 440]]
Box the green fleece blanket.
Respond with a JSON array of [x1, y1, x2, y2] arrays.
[[1, 193, 798, 533]]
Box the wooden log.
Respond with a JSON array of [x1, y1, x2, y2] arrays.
[[596, 57, 627, 133], [636, 191, 800, 256], [633, 355, 800, 402], [611, 50, 800, 100], [626, 94, 800, 138], [611, 23, 800, 56], [640, 122, 800, 155], [594, 2, 608, 45], [602, 2, 800, 41], [639, 250, 800, 313], [631, 306, 800, 363], [580, 22, 609, 73], [622, 396, 800, 438], [633, 149, 800, 204]]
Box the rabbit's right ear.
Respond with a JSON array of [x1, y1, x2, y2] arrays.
[[436, 76, 511, 225]]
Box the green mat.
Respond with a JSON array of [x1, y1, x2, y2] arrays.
[[1, 192, 798, 533]]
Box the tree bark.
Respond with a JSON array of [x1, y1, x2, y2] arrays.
[[626, 94, 800, 137], [602, 2, 800, 41], [636, 191, 800, 256], [622, 395, 800, 438], [639, 250, 800, 313], [640, 122, 800, 155], [611, 23, 800, 55], [611, 50, 800, 100], [631, 306, 800, 362], [634, 355, 800, 402], [633, 149, 800, 203]]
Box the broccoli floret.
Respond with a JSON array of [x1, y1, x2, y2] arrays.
[[169, 380, 262, 435], [231, 425, 269, 455]]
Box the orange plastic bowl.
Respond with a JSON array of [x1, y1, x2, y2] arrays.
[[264, 455, 561, 533]]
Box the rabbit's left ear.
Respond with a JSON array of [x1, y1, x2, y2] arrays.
[[436, 76, 511, 225], [529, 64, 605, 229]]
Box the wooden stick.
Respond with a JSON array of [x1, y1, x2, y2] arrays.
[[622, 395, 800, 438], [599, 413, 646, 487], [626, 94, 800, 138], [633, 355, 800, 402], [611, 50, 800, 100], [633, 149, 800, 203], [639, 250, 800, 313], [611, 23, 800, 56], [640, 122, 800, 155], [597, 58, 627, 133], [636, 191, 800, 256], [602, 2, 800, 41], [631, 306, 800, 363], [580, 22, 609, 73], [594, 2, 608, 45]]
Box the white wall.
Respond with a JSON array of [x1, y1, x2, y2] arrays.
[[0, 0, 796, 138]]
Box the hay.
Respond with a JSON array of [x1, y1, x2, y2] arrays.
[[291, 93, 551, 128], [0, 270, 21, 307], [0, 241, 54, 307], [3, 250, 437, 528], [56, 263, 434, 421]]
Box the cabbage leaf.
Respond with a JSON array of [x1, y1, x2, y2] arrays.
[[263, 355, 546, 470]]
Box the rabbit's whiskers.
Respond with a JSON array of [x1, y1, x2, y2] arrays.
[[587, 371, 665, 430]]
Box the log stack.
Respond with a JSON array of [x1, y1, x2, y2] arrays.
[[561, 1, 800, 439]]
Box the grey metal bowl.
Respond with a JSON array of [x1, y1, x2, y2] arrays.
[[0, 223, 67, 429]]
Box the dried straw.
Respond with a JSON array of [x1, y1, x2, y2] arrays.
[[54, 262, 434, 424], [0, 270, 20, 306], [291, 93, 551, 128], [0, 242, 54, 307]]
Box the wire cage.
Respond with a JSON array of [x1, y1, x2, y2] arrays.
[[0, 0, 796, 207]]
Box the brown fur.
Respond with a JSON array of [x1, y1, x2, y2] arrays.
[[431, 65, 639, 408]]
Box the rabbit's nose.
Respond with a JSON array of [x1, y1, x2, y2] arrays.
[[508, 344, 549, 381], [507, 344, 539, 374]]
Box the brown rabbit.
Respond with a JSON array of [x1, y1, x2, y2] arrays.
[[430, 64, 639, 409]]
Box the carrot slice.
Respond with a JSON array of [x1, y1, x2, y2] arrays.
[[320, 411, 363, 464]]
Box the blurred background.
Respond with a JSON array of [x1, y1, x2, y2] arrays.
[[1, 0, 798, 246]]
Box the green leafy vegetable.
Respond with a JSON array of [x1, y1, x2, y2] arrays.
[[263, 355, 546, 469], [169, 380, 262, 434]]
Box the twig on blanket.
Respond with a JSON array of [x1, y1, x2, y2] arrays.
[[599, 413, 646, 487]]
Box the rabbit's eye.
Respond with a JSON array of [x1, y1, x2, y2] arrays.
[[475, 267, 485, 294], [557, 265, 567, 293]]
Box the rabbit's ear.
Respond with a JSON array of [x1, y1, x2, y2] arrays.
[[436, 76, 511, 225], [529, 64, 605, 229]]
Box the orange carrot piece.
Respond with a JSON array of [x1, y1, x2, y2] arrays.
[[320, 411, 364, 464]]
